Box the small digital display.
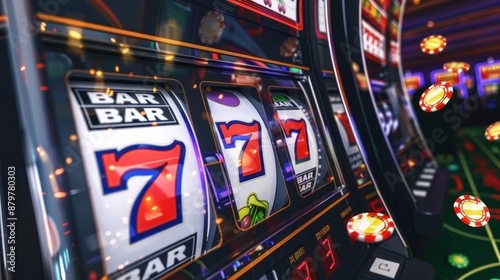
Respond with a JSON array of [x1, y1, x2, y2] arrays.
[[315, 234, 339, 278], [288, 254, 319, 280]]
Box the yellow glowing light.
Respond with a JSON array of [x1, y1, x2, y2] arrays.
[[69, 134, 78, 141], [121, 47, 130, 54], [54, 168, 65, 176], [96, 70, 103, 77], [152, 206, 158, 211], [216, 218, 223, 224], [54, 191, 68, 198], [37, 146, 46, 157], [69, 30, 82, 40], [109, 165, 115, 171], [40, 22, 46, 31], [20, 66, 26, 71], [146, 196, 151, 201], [151, 122, 158, 126], [89, 69, 96, 75], [164, 54, 174, 60], [166, 173, 173, 180], [218, 93, 224, 99], [115, 65, 119, 72], [65, 157, 73, 165], [110, 37, 116, 43], [154, 75, 158, 80], [140, 111, 146, 116]]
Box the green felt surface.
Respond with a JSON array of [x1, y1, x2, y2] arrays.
[[418, 127, 500, 279]]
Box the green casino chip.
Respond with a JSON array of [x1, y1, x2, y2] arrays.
[[448, 253, 469, 269]]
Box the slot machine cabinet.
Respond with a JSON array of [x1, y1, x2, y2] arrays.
[[0, 0, 430, 279], [304, 0, 409, 247], [327, 0, 448, 240]]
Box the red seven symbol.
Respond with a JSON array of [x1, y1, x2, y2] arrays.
[[96, 141, 185, 243]]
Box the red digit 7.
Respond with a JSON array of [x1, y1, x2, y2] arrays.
[[281, 118, 310, 164], [96, 141, 185, 243], [216, 120, 264, 182], [322, 238, 336, 269], [298, 260, 312, 280], [336, 113, 356, 146]]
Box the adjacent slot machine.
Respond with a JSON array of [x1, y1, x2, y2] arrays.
[[299, 1, 436, 277], [0, 0, 431, 279], [404, 72, 425, 95], [430, 69, 468, 99], [476, 60, 500, 110], [328, 0, 447, 240]]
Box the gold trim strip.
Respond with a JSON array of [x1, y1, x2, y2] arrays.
[[37, 14, 309, 71]]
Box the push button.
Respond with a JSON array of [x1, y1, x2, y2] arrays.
[[369, 257, 400, 278]]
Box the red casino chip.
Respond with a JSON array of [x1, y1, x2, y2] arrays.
[[346, 212, 395, 243], [419, 82, 453, 112], [198, 11, 225, 45], [454, 195, 490, 227], [443, 62, 471, 73], [485, 121, 500, 141], [280, 37, 299, 57], [420, 35, 447, 54]]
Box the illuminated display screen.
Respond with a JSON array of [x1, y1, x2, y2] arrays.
[[204, 88, 290, 229], [316, 0, 327, 38], [362, 20, 386, 65], [227, 0, 302, 30], [271, 90, 334, 196], [68, 80, 221, 278], [431, 69, 468, 98], [328, 91, 370, 186]]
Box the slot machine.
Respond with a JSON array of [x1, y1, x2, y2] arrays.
[[430, 69, 468, 99], [328, 0, 448, 240], [403, 72, 425, 95], [0, 0, 432, 279], [476, 60, 500, 114]]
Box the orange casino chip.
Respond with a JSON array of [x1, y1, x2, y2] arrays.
[[485, 121, 500, 141], [420, 35, 447, 54], [419, 82, 453, 112], [444, 61, 471, 73]]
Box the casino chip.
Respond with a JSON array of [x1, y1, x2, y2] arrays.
[[420, 35, 447, 54], [419, 82, 453, 112], [444, 61, 471, 73], [454, 195, 490, 227], [448, 253, 470, 269], [198, 11, 225, 45], [485, 121, 500, 141], [346, 212, 394, 243]]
